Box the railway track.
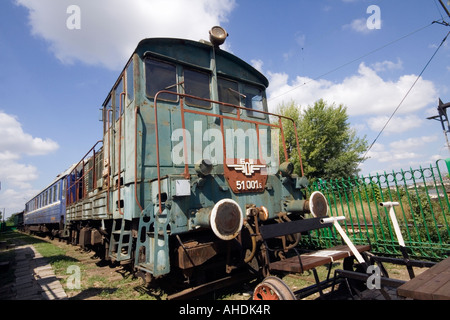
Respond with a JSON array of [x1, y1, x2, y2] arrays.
[[3, 231, 411, 300], [9, 232, 255, 300]]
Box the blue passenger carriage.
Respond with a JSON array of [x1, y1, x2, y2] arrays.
[[24, 166, 72, 238]]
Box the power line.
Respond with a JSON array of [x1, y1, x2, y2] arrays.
[[438, 0, 450, 18], [434, 0, 445, 20], [269, 22, 434, 103], [360, 30, 450, 164]]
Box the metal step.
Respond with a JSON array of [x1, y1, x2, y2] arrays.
[[109, 219, 133, 262]]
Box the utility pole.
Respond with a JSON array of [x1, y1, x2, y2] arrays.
[[427, 99, 450, 153]]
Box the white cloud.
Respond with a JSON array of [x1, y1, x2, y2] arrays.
[[0, 112, 59, 156], [389, 135, 438, 151], [360, 134, 442, 175], [267, 62, 438, 117], [366, 142, 420, 163], [363, 146, 444, 176], [367, 115, 424, 134], [251, 59, 264, 74], [0, 111, 59, 215], [0, 162, 39, 189], [0, 188, 39, 218], [15, 0, 236, 70], [344, 18, 370, 34], [371, 59, 403, 72]]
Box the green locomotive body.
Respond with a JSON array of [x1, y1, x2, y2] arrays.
[[64, 28, 323, 293]]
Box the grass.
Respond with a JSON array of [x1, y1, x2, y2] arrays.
[[0, 230, 24, 289], [0, 230, 150, 300], [0, 230, 430, 300]]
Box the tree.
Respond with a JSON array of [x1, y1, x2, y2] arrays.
[[276, 99, 368, 181]]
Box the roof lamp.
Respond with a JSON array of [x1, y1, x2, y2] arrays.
[[209, 26, 228, 47]]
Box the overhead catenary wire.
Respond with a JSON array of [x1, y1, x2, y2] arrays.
[[438, 0, 450, 19], [268, 22, 435, 103], [360, 30, 450, 164], [434, 0, 445, 21]]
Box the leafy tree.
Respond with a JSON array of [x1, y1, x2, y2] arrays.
[[276, 99, 368, 181]]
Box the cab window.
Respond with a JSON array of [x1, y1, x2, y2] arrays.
[[244, 85, 265, 119], [184, 69, 211, 108], [218, 77, 239, 114], [145, 58, 177, 101], [103, 96, 112, 133], [126, 60, 134, 104], [114, 78, 124, 121]]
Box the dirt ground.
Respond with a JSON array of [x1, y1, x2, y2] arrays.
[[8, 232, 429, 300]]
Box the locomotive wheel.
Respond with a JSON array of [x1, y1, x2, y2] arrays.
[[342, 256, 367, 293], [253, 276, 296, 300]]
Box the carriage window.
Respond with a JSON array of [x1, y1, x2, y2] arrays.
[[218, 78, 240, 114], [244, 85, 265, 119], [53, 185, 58, 202], [114, 78, 124, 121], [126, 60, 134, 104], [62, 179, 66, 200], [184, 69, 211, 108], [145, 59, 177, 101]]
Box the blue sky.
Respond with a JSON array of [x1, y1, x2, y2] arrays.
[[1, 0, 450, 218]]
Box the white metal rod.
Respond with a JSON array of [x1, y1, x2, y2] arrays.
[[320, 216, 345, 224], [322, 216, 365, 264], [389, 207, 405, 247], [379, 202, 405, 247], [333, 221, 365, 264]]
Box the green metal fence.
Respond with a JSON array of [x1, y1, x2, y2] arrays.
[[306, 159, 450, 261]]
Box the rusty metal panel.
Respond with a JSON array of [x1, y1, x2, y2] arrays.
[[177, 241, 218, 269], [79, 228, 91, 248], [90, 229, 103, 246]]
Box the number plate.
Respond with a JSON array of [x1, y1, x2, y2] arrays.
[[224, 159, 267, 193]]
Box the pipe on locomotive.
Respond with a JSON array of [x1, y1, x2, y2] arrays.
[[193, 192, 328, 242], [189, 158, 328, 240], [284, 191, 329, 218], [193, 198, 244, 241]]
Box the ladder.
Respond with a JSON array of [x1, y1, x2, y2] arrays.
[[135, 205, 170, 277], [109, 219, 133, 262]]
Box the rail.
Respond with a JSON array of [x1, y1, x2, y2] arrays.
[[137, 91, 305, 213]]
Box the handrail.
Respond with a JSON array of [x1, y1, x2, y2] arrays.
[[117, 92, 126, 215], [106, 109, 113, 215], [66, 140, 103, 206], [145, 91, 304, 214]]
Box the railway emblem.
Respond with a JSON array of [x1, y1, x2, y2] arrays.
[[224, 159, 267, 193], [226, 159, 266, 176]]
